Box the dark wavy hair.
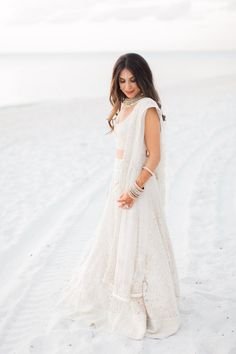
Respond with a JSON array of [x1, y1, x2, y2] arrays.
[[106, 52, 166, 133]]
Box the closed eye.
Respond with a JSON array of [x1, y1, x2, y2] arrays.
[[119, 78, 136, 83]]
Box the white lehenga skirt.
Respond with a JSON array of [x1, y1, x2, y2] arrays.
[[54, 158, 182, 340]]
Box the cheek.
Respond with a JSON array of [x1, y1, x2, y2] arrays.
[[119, 83, 124, 89]]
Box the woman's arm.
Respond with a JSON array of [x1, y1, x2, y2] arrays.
[[135, 107, 161, 188], [117, 107, 161, 208]]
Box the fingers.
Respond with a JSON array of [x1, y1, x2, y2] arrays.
[[117, 192, 135, 209], [119, 204, 132, 209], [117, 193, 124, 202], [118, 200, 134, 209]]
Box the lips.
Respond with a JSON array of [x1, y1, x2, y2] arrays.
[[126, 91, 134, 94]]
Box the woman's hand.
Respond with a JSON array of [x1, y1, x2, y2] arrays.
[[117, 192, 135, 209]]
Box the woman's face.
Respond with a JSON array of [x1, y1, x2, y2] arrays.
[[119, 68, 141, 99]]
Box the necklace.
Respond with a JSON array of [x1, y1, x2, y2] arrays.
[[122, 92, 144, 107]]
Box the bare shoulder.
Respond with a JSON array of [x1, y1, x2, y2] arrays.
[[145, 106, 161, 131]]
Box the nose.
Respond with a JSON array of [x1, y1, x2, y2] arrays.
[[124, 85, 131, 90], [124, 81, 132, 90]]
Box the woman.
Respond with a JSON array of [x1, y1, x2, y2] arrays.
[[55, 53, 181, 340]]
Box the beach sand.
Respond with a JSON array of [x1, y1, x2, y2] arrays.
[[0, 75, 236, 354]]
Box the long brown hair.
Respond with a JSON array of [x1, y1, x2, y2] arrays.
[[106, 52, 166, 133]]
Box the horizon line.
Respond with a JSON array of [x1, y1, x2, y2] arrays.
[[0, 49, 236, 55]]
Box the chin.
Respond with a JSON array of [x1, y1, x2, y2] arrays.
[[126, 91, 137, 98]]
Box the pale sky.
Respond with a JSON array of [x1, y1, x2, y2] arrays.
[[0, 0, 235, 52]]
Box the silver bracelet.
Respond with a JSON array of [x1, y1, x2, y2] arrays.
[[142, 166, 155, 177], [128, 181, 144, 199], [134, 181, 144, 192], [128, 190, 138, 200]]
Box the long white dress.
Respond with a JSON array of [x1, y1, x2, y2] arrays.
[[54, 97, 182, 340]]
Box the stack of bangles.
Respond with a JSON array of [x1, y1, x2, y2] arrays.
[[128, 166, 155, 200]]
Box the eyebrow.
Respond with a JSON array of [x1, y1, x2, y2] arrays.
[[119, 76, 135, 79]]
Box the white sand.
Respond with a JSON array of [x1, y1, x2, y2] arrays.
[[0, 75, 236, 354]]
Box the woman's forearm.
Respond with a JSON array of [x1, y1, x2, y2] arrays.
[[135, 156, 160, 188]]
